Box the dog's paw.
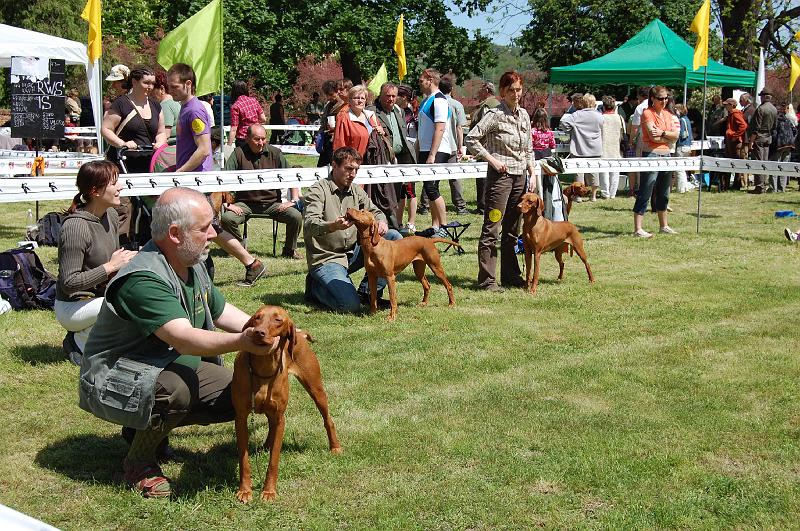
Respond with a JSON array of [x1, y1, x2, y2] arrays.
[[261, 490, 277, 501], [331, 446, 344, 455], [236, 488, 253, 503]]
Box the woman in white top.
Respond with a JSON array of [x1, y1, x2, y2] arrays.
[[599, 95, 626, 198]]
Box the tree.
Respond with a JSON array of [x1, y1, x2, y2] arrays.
[[454, 0, 800, 83]]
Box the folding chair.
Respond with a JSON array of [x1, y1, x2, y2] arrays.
[[242, 215, 279, 256], [439, 221, 470, 255]]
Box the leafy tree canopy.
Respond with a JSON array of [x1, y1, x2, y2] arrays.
[[1, 0, 497, 97]]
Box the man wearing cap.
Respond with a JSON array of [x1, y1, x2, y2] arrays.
[[747, 89, 777, 194], [106, 64, 130, 98], [723, 98, 748, 192], [470, 81, 500, 214]]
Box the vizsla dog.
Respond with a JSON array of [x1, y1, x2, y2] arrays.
[[517, 193, 594, 295], [344, 208, 458, 321], [209, 191, 235, 218], [561, 182, 590, 216], [231, 306, 341, 502]]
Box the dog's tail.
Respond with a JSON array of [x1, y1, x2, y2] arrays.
[[430, 238, 462, 248]]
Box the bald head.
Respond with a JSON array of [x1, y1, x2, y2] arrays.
[[151, 187, 211, 240], [246, 124, 267, 154]]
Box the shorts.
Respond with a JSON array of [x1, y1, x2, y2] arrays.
[[419, 151, 451, 201]]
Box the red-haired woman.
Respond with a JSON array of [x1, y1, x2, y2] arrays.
[[465, 71, 535, 292], [56, 161, 137, 364]]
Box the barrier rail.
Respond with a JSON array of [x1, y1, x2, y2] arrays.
[[0, 155, 795, 204]]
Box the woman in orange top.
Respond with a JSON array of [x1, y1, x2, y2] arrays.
[[333, 85, 383, 156], [633, 85, 680, 238]]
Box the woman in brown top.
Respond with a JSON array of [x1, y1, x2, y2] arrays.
[[465, 71, 535, 292], [56, 161, 137, 364]]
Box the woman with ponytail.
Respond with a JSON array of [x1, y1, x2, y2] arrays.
[[56, 161, 137, 364]]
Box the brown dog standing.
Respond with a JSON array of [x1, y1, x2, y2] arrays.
[[562, 182, 590, 216], [517, 193, 594, 294], [231, 306, 341, 502], [344, 208, 458, 321]]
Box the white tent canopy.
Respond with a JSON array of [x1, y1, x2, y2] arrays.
[[0, 24, 103, 148]]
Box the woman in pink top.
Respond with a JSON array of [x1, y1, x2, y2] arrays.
[[227, 80, 267, 147], [633, 85, 679, 238]]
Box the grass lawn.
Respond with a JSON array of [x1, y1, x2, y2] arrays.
[[0, 173, 799, 529]]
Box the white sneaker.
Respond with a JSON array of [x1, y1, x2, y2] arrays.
[[659, 226, 678, 234], [633, 229, 653, 238], [785, 227, 798, 242], [404, 223, 416, 233]]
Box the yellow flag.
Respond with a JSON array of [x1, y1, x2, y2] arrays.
[[690, 0, 711, 71], [367, 63, 388, 96], [80, 0, 102, 64], [795, 29, 800, 41], [394, 14, 407, 81], [791, 55, 800, 91]]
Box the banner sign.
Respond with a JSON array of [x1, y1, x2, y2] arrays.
[[10, 57, 65, 140]]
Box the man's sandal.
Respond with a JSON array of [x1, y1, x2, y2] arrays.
[[124, 462, 171, 498]]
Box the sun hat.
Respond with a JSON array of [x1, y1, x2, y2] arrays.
[[105, 64, 130, 82]]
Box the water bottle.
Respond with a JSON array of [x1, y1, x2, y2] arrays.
[[24, 208, 38, 243]]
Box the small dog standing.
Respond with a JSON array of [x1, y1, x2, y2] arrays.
[[231, 305, 342, 502], [561, 182, 590, 216], [517, 193, 594, 294], [345, 208, 458, 321]]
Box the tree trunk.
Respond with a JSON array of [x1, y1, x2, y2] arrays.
[[719, 0, 760, 72], [340, 50, 364, 85]]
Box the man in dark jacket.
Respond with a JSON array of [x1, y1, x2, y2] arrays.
[[370, 82, 417, 231], [220, 125, 303, 265], [748, 90, 778, 194]]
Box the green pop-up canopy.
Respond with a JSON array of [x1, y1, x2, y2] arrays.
[[549, 19, 755, 87]]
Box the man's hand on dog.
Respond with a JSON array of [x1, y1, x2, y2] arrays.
[[329, 216, 352, 232], [240, 328, 280, 355]]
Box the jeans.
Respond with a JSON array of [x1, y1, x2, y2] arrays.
[[633, 152, 671, 215], [309, 229, 403, 313]]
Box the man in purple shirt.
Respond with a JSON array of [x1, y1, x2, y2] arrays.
[[167, 63, 212, 173], [166, 63, 267, 286]]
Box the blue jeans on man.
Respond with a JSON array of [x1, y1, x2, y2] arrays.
[[309, 229, 403, 313]]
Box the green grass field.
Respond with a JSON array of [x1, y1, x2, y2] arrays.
[[0, 177, 799, 529]]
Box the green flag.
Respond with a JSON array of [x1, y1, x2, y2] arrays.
[[157, 0, 222, 96], [367, 63, 388, 96]]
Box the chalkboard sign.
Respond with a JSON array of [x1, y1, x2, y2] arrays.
[[10, 57, 65, 140]]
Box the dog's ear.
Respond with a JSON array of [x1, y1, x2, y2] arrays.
[[370, 220, 381, 245], [286, 323, 297, 360], [242, 310, 262, 332], [536, 197, 544, 217]]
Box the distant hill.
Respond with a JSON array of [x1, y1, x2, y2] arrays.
[[479, 44, 538, 82]]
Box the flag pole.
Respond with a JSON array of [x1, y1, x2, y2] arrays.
[[218, 0, 225, 168], [696, 66, 707, 234]]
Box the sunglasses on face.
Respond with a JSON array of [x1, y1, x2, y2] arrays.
[[655, 96, 669, 101]]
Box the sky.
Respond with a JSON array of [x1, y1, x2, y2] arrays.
[[449, 0, 533, 46]]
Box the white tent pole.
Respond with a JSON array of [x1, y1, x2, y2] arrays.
[[87, 58, 103, 151]]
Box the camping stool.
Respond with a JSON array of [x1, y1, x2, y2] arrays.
[[440, 221, 470, 255], [242, 215, 278, 256]]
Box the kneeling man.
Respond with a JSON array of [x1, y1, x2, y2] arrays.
[[79, 187, 274, 498], [304, 147, 402, 312]]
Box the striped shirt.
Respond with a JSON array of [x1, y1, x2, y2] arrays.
[[465, 101, 534, 174], [229, 95, 264, 140]]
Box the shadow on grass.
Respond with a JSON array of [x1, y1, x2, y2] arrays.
[[11, 343, 66, 365], [36, 433, 314, 496], [0, 224, 26, 240], [686, 212, 723, 219]]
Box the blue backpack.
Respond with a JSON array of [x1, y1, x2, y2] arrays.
[[0, 248, 56, 310]]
